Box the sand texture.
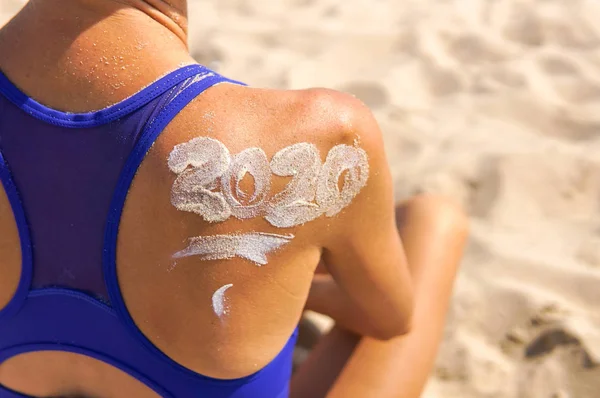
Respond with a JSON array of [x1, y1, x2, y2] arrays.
[[2, 1, 600, 397]]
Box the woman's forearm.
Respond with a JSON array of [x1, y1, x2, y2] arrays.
[[305, 274, 397, 339]]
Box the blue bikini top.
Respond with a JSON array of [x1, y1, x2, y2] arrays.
[[0, 64, 298, 398]]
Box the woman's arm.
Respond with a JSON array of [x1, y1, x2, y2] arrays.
[[305, 274, 379, 337], [314, 92, 414, 340]]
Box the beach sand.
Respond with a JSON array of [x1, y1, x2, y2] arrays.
[[2, 0, 600, 397]]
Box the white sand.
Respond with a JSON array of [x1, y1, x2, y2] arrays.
[[3, 0, 600, 397]]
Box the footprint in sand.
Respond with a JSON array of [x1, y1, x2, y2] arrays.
[[322, 5, 339, 18], [536, 54, 600, 103], [501, 4, 545, 47], [542, 16, 599, 50], [499, 1, 599, 50], [539, 55, 581, 77], [395, 28, 420, 57], [338, 81, 390, 110], [291, 0, 316, 7], [420, 59, 464, 97], [468, 153, 600, 223], [525, 328, 584, 361], [192, 46, 224, 71], [488, 66, 527, 89], [234, 0, 254, 17], [445, 33, 509, 65]]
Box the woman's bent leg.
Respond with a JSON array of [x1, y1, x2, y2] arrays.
[[290, 195, 469, 398]]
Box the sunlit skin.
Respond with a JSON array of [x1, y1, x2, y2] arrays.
[[0, 1, 468, 397]]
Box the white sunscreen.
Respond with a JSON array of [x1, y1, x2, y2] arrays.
[[316, 144, 370, 217], [169, 138, 370, 318], [221, 147, 271, 219], [173, 232, 294, 266], [212, 283, 233, 317], [168, 137, 232, 223], [266, 143, 322, 228], [169, 139, 370, 227]]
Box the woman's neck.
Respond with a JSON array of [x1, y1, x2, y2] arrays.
[[70, 0, 190, 45], [114, 0, 189, 45], [0, 0, 196, 112]]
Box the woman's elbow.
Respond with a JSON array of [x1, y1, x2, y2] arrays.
[[372, 305, 414, 340]]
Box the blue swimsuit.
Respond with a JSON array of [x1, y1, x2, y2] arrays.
[[0, 64, 298, 398]]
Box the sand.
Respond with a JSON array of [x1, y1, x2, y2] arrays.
[[2, 0, 600, 397]]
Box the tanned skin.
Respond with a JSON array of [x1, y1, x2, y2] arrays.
[[0, 1, 468, 397]]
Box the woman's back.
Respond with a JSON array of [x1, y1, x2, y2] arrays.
[[0, 1, 415, 397]]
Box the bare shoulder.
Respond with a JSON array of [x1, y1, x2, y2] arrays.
[[263, 86, 386, 147], [148, 83, 390, 233], [151, 83, 385, 158]]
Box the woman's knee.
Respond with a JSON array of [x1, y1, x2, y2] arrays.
[[396, 194, 469, 236]]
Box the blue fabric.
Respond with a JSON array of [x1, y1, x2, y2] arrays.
[[0, 65, 203, 128], [0, 152, 32, 321], [0, 65, 297, 397], [0, 384, 32, 397]]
